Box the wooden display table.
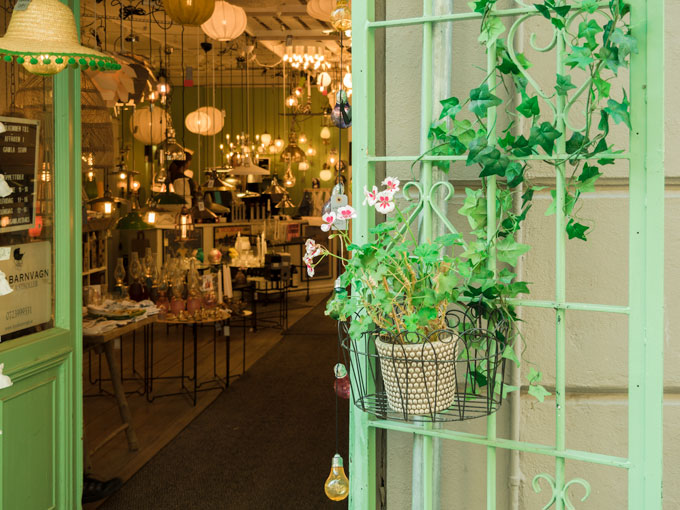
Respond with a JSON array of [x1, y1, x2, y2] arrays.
[[83, 315, 156, 452]]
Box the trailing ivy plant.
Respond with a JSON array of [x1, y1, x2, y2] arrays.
[[413, 0, 634, 399]]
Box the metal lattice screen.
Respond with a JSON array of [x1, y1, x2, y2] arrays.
[[349, 1, 664, 509]]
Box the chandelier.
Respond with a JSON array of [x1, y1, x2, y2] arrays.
[[283, 47, 332, 72]]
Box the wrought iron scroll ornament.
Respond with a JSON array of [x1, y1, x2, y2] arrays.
[[532, 473, 592, 510]]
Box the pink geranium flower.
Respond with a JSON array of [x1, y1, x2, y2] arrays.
[[321, 211, 336, 232], [337, 205, 358, 220], [363, 185, 379, 206], [375, 191, 395, 214], [382, 176, 400, 195]]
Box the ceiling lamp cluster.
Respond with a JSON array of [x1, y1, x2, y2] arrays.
[[201, 1, 247, 42], [0, 0, 119, 75], [283, 47, 331, 71]]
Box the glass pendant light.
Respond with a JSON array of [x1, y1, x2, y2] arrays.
[[330, 0, 351, 32], [283, 164, 296, 188], [324, 454, 349, 501], [175, 206, 194, 240]]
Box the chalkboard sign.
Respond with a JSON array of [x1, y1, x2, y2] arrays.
[[0, 116, 40, 233]]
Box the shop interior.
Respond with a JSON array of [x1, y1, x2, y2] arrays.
[[0, 0, 351, 507]]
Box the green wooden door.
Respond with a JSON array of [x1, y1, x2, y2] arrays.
[[0, 22, 82, 510]]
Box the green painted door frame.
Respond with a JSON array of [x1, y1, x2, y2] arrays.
[[350, 1, 664, 509], [0, 0, 82, 506]]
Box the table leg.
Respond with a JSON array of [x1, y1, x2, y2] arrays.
[[226, 320, 231, 388], [193, 322, 198, 406], [102, 341, 139, 451]]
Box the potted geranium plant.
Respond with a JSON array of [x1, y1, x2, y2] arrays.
[[304, 177, 524, 416]]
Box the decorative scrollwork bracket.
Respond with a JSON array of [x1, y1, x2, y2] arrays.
[[532, 473, 592, 510]]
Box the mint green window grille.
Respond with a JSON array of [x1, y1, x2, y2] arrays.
[[349, 1, 665, 509]]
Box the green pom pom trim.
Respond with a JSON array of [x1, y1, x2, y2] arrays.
[[16, 57, 24, 64], [79, 58, 87, 65], [42, 58, 51, 65], [30, 57, 38, 65], [3, 55, 12, 62], [68, 58, 76, 64], [55, 57, 63, 64]]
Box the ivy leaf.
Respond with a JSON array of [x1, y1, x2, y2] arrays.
[[553, 5, 571, 16], [528, 384, 552, 402], [578, 19, 603, 50], [566, 218, 589, 241], [466, 136, 488, 166], [592, 72, 611, 98], [576, 163, 602, 193], [610, 28, 638, 60], [517, 95, 540, 118], [478, 147, 510, 177], [505, 162, 525, 188], [469, 84, 503, 118], [458, 188, 487, 230], [565, 132, 587, 155], [550, 17, 565, 30], [498, 131, 516, 149], [507, 281, 531, 297], [529, 122, 561, 155], [452, 119, 476, 147], [496, 236, 530, 266], [534, 3, 551, 19], [599, 46, 622, 73], [565, 45, 594, 70], [579, 0, 599, 13], [479, 16, 506, 47], [435, 232, 463, 246], [502, 344, 520, 367], [439, 96, 462, 120], [604, 92, 631, 128], [511, 135, 535, 157], [521, 185, 545, 207], [498, 54, 520, 75], [598, 110, 610, 134], [555, 73, 577, 96]]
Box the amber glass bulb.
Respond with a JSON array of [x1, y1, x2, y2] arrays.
[[324, 454, 349, 501]]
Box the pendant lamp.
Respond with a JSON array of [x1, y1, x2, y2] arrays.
[[130, 107, 170, 145], [0, 0, 120, 75], [185, 109, 213, 135], [163, 0, 216, 26], [196, 106, 224, 135], [201, 1, 247, 42], [281, 132, 307, 163], [307, 0, 336, 22]]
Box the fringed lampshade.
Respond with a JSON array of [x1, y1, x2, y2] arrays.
[[0, 0, 119, 75], [201, 1, 247, 42], [163, 0, 216, 27], [130, 107, 169, 145]]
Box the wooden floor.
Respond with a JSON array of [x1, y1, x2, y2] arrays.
[[83, 292, 326, 509]]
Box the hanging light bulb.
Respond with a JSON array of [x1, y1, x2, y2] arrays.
[[298, 132, 308, 145], [319, 166, 333, 182], [119, 171, 128, 181], [261, 132, 272, 147], [285, 95, 299, 108], [283, 165, 296, 188], [324, 454, 349, 501], [320, 126, 332, 141], [146, 210, 157, 224], [273, 137, 285, 152], [307, 146, 317, 157], [330, 0, 351, 32], [328, 149, 338, 167], [298, 161, 309, 171]]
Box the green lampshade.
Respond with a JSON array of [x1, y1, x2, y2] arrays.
[[153, 191, 187, 205], [115, 211, 154, 230]]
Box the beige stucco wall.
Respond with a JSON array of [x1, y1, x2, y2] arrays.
[[381, 2, 678, 509]]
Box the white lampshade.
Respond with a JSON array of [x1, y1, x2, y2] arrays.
[[343, 72, 352, 89], [130, 107, 169, 145], [197, 106, 225, 135], [299, 161, 310, 171], [306, 0, 336, 22], [317, 71, 332, 88], [185, 109, 213, 135], [320, 168, 333, 181], [201, 1, 247, 41], [261, 132, 272, 147], [320, 126, 332, 140]]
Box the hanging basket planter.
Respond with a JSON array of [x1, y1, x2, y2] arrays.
[[340, 304, 510, 423]]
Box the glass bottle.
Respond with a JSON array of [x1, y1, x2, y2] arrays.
[[113, 257, 126, 299], [143, 248, 159, 301], [186, 258, 203, 315], [170, 268, 186, 315], [156, 263, 170, 317], [128, 252, 146, 301]]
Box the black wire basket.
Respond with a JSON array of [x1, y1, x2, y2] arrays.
[[340, 303, 510, 423]]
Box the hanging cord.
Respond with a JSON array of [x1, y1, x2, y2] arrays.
[[196, 29, 201, 178], [212, 46, 216, 168], [337, 32, 344, 184]]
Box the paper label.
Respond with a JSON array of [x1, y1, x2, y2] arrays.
[[0, 248, 9, 261]]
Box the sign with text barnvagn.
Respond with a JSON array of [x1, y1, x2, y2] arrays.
[[0, 116, 40, 233]]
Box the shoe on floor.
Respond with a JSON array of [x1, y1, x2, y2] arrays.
[[82, 475, 122, 504]]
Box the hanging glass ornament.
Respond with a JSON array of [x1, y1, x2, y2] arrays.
[[324, 454, 349, 501], [330, 0, 351, 32], [331, 90, 352, 128], [333, 363, 350, 399]]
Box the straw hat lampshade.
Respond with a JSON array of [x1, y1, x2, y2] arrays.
[[201, 1, 247, 42], [0, 0, 120, 75], [163, 0, 216, 27]]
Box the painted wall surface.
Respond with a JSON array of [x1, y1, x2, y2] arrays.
[[382, 2, 678, 509], [120, 85, 350, 207]]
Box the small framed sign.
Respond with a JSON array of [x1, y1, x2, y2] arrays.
[[0, 116, 40, 233]]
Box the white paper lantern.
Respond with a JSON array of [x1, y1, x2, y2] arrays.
[[185, 109, 213, 135], [201, 1, 247, 42], [261, 132, 272, 147], [319, 168, 333, 181], [320, 126, 332, 140], [130, 107, 169, 145], [317, 71, 332, 88], [307, 0, 335, 22], [197, 106, 225, 135]]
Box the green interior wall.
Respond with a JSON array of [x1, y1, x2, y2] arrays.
[[121, 86, 350, 207]]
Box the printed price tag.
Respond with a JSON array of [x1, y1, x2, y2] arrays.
[[0, 247, 9, 261]]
